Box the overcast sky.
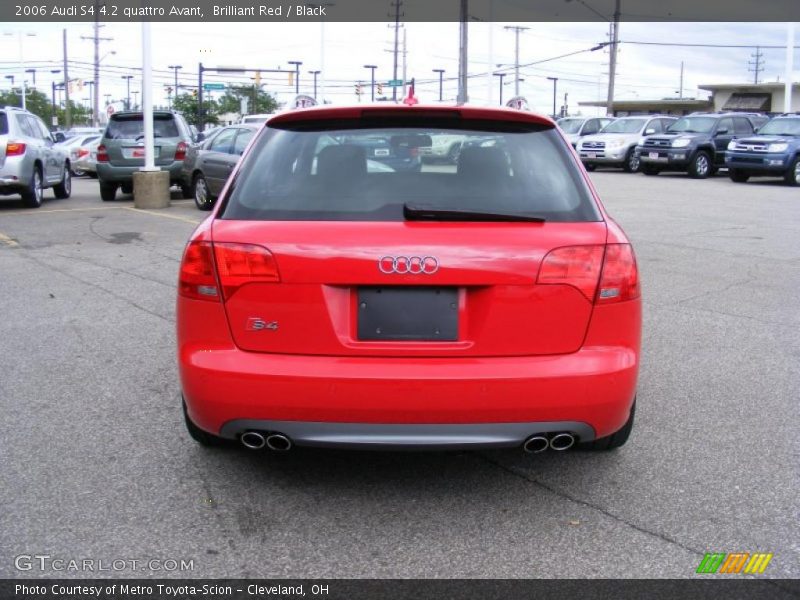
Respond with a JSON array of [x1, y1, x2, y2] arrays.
[[0, 21, 796, 116]]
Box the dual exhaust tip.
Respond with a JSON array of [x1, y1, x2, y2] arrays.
[[240, 431, 292, 452], [523, 432, 575, 453]]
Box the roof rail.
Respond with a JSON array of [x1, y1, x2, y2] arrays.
[[3, 105, 29, 112]]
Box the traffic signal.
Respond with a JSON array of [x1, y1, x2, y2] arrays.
[[288, 72, 294, 87], [355, 83, 362, 97], [377, 82, 383, 96], [192, 88, 198, 98]]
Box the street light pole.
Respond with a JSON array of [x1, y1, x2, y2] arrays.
[[25, 68, 36, 88], [49, 69, 61, 128], [121, 75, 133, 110], [547, 77, 558, 118], [493, 72, 505, 105], [168, 65, 182, 97], [432, 68, 445, 101], [288, 60, 302, 94], [364, 65, 377, 101], [309, 70, 320, 100]]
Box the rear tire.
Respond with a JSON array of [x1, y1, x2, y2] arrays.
[[623, 148, 640, 173], [53, 166, 72, 199], [728, 169, 750, 183], [641, 164, 661, 176], [193, 173, 215, 211], [578, 399, 635, 451], [584, 163, 596, 172], [21, 166, 43, 208], [688, 150, 711, 179], [783, 157, 800, 186], [183, 399, 225, 447], [99, 181, 118, 202]]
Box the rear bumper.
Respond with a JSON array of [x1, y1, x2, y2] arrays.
[[97, 161, 184, 183], [179, 300, 640, 445]]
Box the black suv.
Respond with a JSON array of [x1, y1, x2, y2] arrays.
[[637, 113, 759, 178]]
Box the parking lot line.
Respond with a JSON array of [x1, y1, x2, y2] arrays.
[[123, 207, 202, 225], [1, 206, 123, 217], [0, 232, 19, 247]]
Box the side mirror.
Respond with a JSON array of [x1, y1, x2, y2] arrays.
[[644, 128, 656, 135], [52, 132, 66, 143], [716, 128, 729, 135], [195, 132, 206, 143]]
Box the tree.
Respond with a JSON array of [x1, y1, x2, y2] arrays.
[[172, 92, 220, 128], [217, 85, 278, 116], [0, 89, 91, 129]]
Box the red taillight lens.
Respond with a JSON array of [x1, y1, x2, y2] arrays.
[[77, 148, 89, 159], [213, 243, 280, 299], [596, 243, 640, 304], [175, 141, 187, 161], [6, 142, 26, 156], [96, 144, 108, 162], [537, 245, 605, 302], [178, 241, 219, 302]]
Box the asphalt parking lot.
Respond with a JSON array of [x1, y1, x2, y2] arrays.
[[0, 173, 798, 580]]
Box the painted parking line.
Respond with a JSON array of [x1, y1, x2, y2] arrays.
[[123, 207, 202, 225], [0, 206, 123, 216], [0, 232, 19, 247]]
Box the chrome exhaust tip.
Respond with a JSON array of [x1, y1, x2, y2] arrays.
[[265, 433, 292, 452], [523, 435, 549, 454], [549, 433, 575, 451], [240, 431, 266, 450]]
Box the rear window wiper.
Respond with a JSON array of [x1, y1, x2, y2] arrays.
[[403, 204, 545, 223]]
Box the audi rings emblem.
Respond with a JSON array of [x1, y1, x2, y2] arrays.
[[378, 255, 439, 275]]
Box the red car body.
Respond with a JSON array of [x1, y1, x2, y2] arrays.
[[177, 104, 641, 452]]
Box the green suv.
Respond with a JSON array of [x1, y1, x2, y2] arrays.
[[96, 110, 194, 201]]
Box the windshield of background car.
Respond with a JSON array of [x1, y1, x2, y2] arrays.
[[221, 118, 600, 223], [105, 115, 180, 139], [599, 118, 648, 134], [757, 118, 800, 136], [557, 119, 583, 134], [667, 116, 717, 134]]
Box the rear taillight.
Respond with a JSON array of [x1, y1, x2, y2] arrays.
[[214, 243, 280, 299], [178, 241, 219, 302], [596, 243, 640, 304], [537, 245, 604, 302], [77, 148, 89, 159], [178, 241, 280, 303], [6, 142, 26, 156], [175, 141, 187, 161], [96, 144, 108, 162], [537, 243, 639, 304]]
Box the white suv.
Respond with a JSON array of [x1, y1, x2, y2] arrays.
[[0, 106, 72, 207]]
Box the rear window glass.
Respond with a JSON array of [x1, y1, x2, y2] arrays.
[[221, 119, 599, 223], [0, 113, 8, 135], [105, 115, 179, 139]]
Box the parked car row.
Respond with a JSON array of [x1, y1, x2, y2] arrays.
[[562, 111, 800, 186]]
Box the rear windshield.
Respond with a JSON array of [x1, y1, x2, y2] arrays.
[[0, 112, 8, 135], [105, 114, 179, 139], [221, 119, 600, 223]]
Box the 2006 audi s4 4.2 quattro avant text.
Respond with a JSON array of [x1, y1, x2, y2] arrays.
[[177, 102, 641, 455]]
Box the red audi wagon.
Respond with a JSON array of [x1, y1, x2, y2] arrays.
[[177, 103, 641, 454]]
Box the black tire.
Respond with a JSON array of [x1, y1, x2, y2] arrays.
[[688, 150, 712, 179], [783, 157, 800, 187], [183, 399, 225, 447], [622, 148, 640, 173], [728, 169, 750, 183], [584, 163, 596, 172], [53, 166, 72, 199], [99, 181, 118, 202], [21, 165, 44, 208], [641, 164, 661, 176], [578, 399, 635, 451], [193, 173, 215, 211]]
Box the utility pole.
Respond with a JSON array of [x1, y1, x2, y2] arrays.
[[458, 0, 468, 103], [121, 75, 132, 109], [63, 29, 71, 129], [785, 23, 795, 112], [563, 92, 568, 117], [389, 0, 403, 101], [606, 0, 621, 116], [433, 68, 445, 101], [401, 27, 407, 98], [82, 5, 113, 128], [504, 26, 529, 96], [748, 46, 764, 84], [364, 65, 377, 101], [493, 72, 505, 105], [168, 65, 182, 98], [547, 77, 558, 117], [679, 61, 684, 99]]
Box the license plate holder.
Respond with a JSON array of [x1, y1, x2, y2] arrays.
[[357, 287, 458, 341]]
